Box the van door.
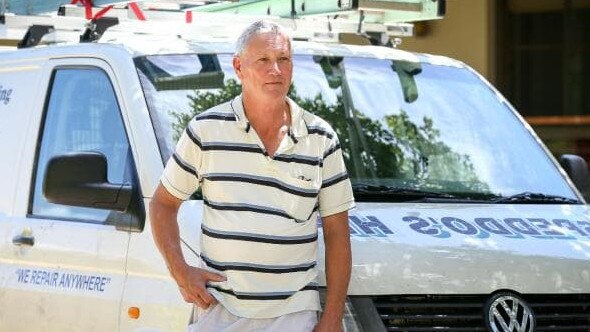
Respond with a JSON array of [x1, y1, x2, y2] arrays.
[[0, 58, 135, 331]]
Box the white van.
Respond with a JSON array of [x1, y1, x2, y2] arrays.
[[1, 15, 590, 332]]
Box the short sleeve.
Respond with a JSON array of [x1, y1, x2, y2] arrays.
[[160, 119, 202, 200], [318, 137, 355, 217]]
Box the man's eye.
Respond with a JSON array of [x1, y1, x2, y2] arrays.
[[258, 58, 268, 62]]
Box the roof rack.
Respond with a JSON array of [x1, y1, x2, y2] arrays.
[[79, 16, 119, 42], [64, 3, 418, 42], [1, 12, 413, 48], [1, 0, 445, 21], [16, 24, 54, 48], [1, 0, 445, 49]]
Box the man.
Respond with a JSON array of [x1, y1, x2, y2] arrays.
[[150, 20, 354, 331]]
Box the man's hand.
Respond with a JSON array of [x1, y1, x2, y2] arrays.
[[150, 184, 226, 309], [176, 265, 226, 309]]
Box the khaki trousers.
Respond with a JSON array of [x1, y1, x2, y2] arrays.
[[187, 304, 318, 332]]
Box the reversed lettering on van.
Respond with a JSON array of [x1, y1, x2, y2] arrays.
[[0, 85, 12, 105], [349, 215, 394, 237], [342, 215, 590, 240], [15, 268, 111, 292], [404, 216, 590, 240], [318, 215, 395, 237]]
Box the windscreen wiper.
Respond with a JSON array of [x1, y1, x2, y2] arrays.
[[491, 192, 580, 204], [352, 184, 456, 201]]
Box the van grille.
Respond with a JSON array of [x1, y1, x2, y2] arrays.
[[371, 294, 590, 332], [528, 294, 590, 331]]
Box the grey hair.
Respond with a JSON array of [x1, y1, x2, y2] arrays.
[[234, 20, 292, 56]]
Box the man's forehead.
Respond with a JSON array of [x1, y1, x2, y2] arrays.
[[244, 32, 291, 52]]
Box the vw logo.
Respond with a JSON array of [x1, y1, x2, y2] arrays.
[[484, 293, 535, 332]]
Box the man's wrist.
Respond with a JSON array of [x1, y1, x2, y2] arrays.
[[317, 310, 344, 332], [320, 307, 344, 322], [169, 260, 190, 285]]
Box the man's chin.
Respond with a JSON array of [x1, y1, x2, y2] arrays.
[[261, 87, 288, 98]]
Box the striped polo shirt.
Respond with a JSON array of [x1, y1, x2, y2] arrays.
[[161, 94, 355, 319]]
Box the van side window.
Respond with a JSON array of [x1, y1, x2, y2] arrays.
[[31, 68, 131, 223]]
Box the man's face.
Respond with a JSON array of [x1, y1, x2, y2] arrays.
[[233, 32, 292, 100]]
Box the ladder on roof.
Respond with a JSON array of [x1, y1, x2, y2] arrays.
[[193, 0, 445, 24], [0, 10, 414, 47], [1, 0, 445, 22], [0, 0, 444, 49]]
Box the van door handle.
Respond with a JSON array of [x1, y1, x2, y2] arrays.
[[12, 235, 35, 246]]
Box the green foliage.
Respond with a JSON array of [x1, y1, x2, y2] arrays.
[[170, 79, 489, 193], [289, 86, 489, 192], [384, 112, 488, 191], [169, 79, 242, 142], [288, 88, 401, 180]]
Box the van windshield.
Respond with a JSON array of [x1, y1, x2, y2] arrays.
[[136, 53, 578, 202]]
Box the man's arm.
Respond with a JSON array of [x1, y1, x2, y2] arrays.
[[149, 183, 225, 308], [315, 210, 352, 332]]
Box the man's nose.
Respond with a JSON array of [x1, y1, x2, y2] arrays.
[[268, 60, 281, 75]]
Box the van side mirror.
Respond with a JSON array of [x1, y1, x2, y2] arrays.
[[43, 152, 132, 212], [559, 154, 590, 202]]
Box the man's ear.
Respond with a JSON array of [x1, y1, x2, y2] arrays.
[[233, 56, 242, 78]]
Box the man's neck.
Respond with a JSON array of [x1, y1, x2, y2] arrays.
[[242, 93, 290, 134]]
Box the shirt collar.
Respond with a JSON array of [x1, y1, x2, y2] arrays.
[[286, 96, 309, 138], [230, 94, 249, 131], [231, 94, 309, 138]]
